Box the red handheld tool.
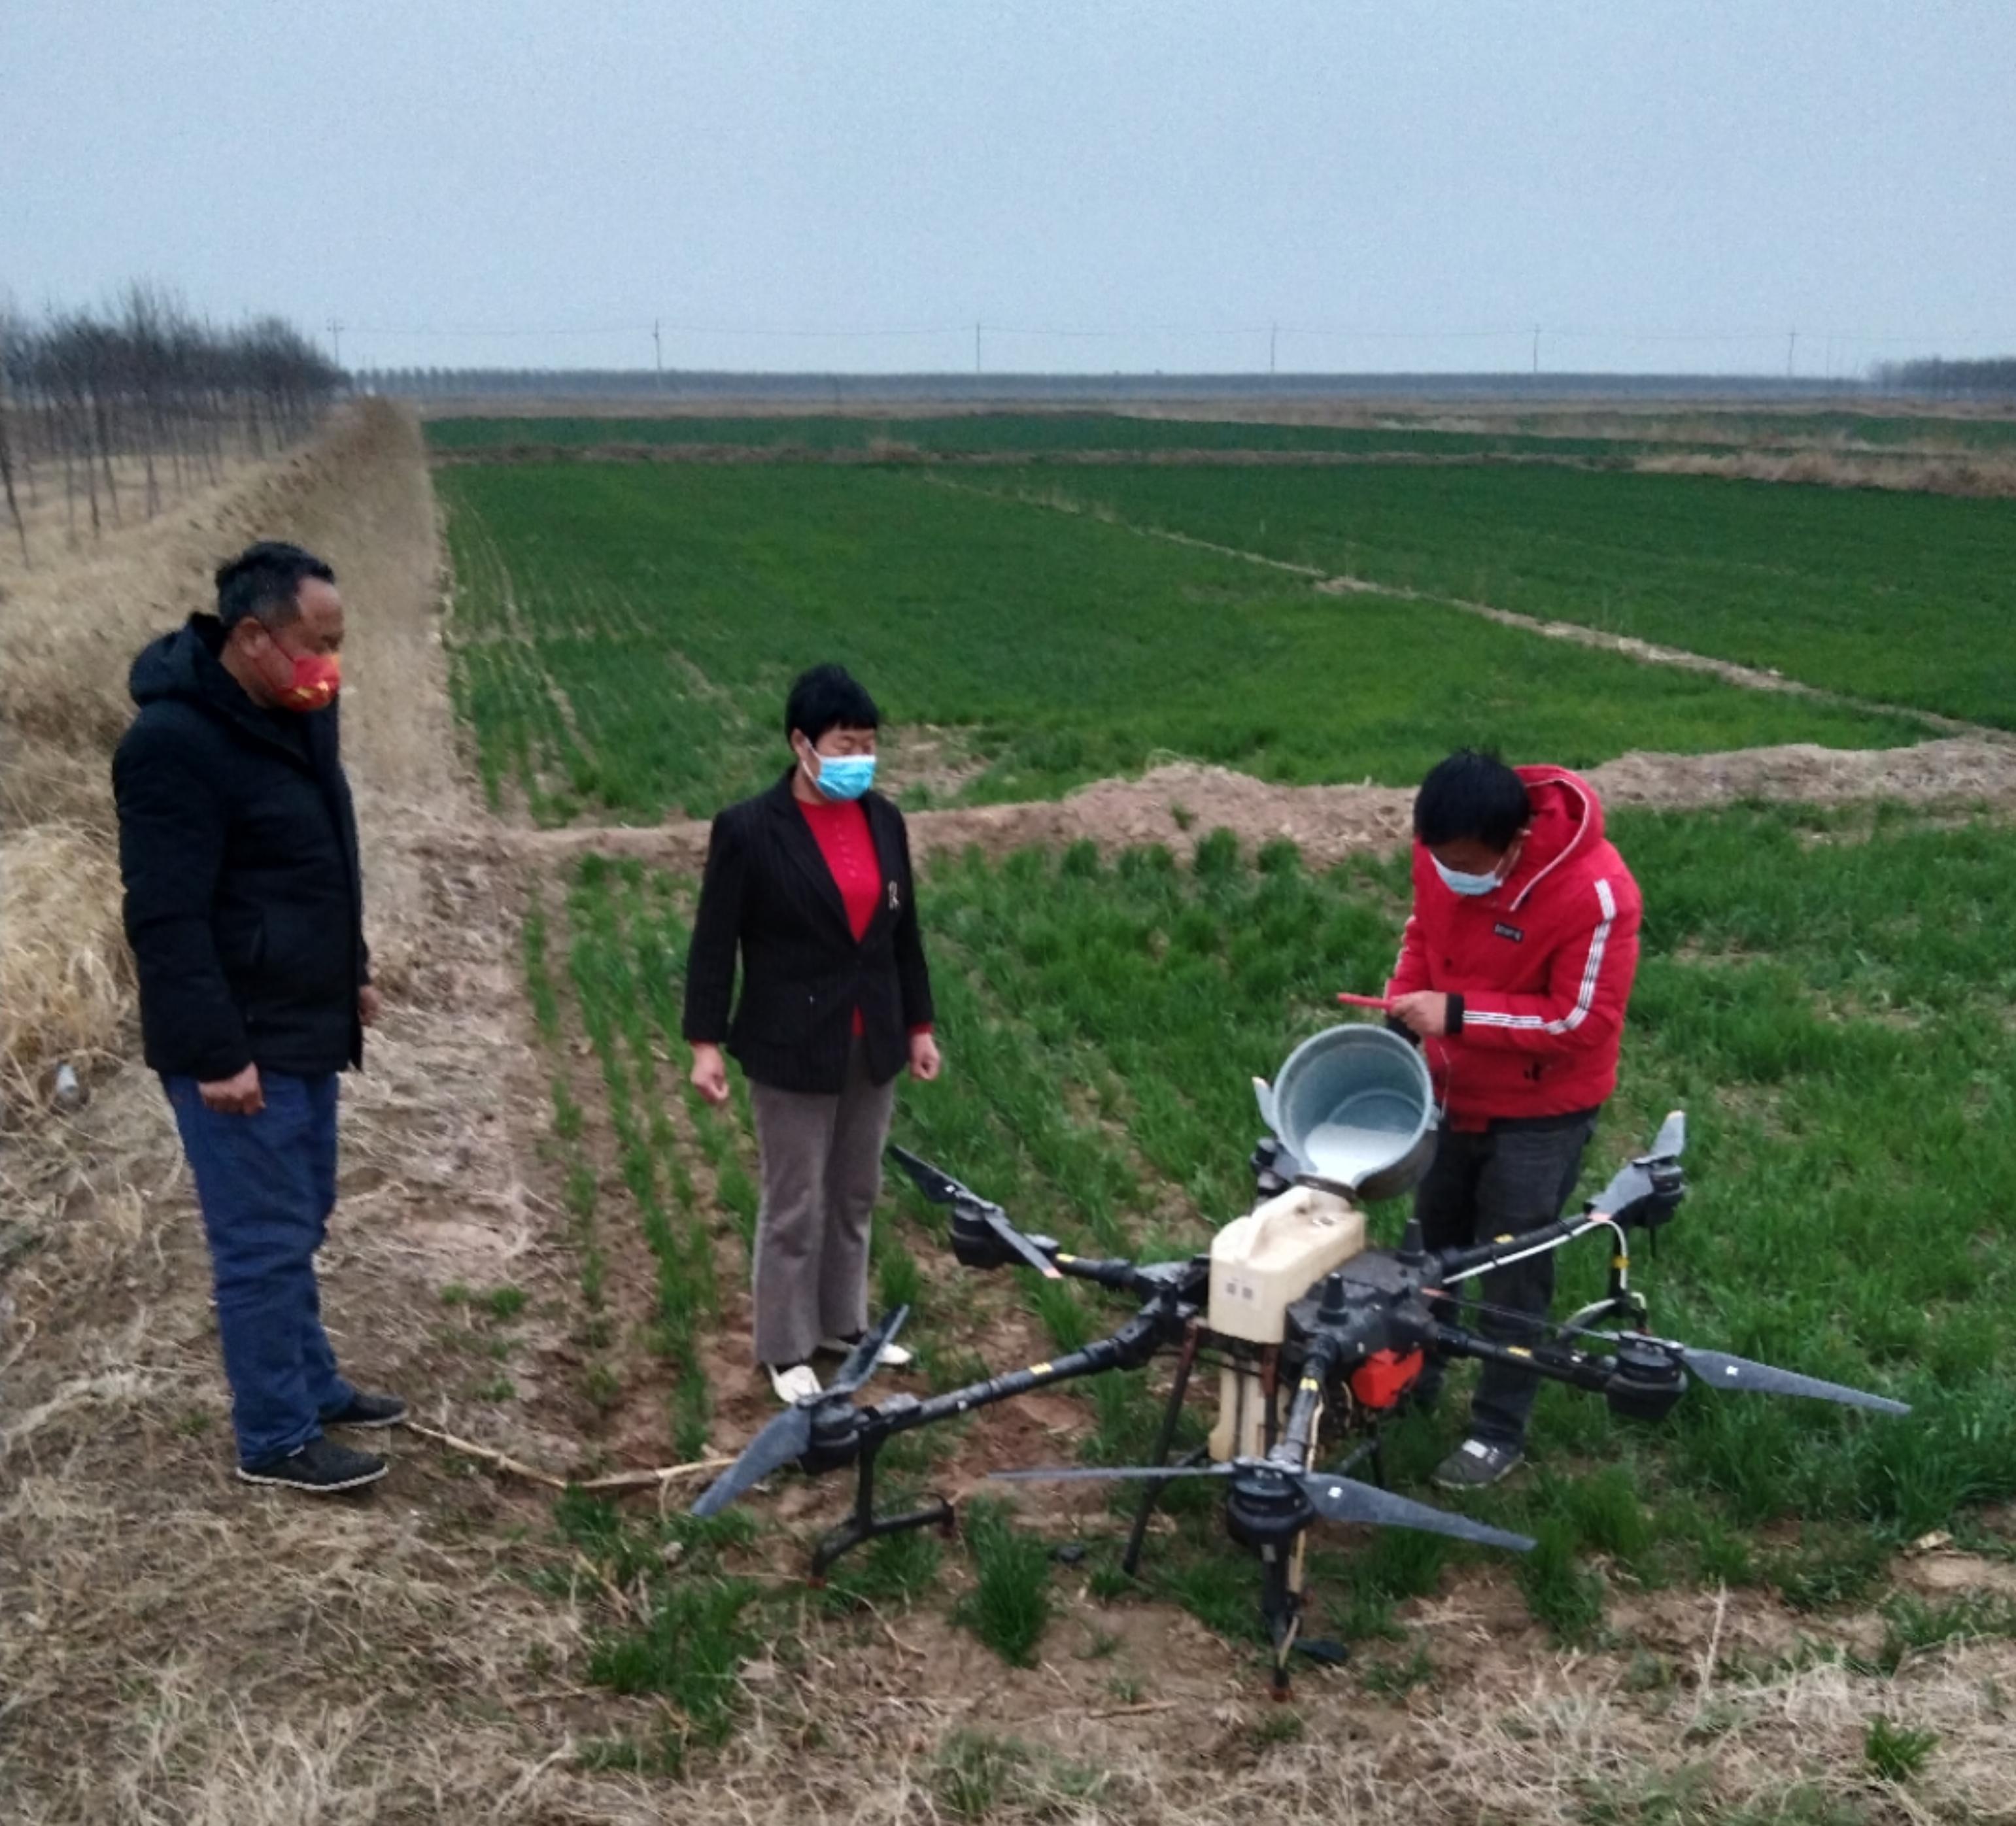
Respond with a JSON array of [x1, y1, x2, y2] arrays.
[[1335, 992, 1395, 1011]]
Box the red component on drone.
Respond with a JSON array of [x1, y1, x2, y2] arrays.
[[1350, 1348, 1425, 1409]]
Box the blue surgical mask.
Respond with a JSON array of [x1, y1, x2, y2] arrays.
[[1432, 855, 1503, 897], [810, 752, 877, 801]]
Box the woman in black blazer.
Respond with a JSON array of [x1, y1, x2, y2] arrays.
[[683, 665, 940, 1403]]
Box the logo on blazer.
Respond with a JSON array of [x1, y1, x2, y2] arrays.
[[1493, 921, 1524, 943]]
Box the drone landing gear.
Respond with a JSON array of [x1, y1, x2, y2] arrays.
[[808, 1438, 955, 1585], [1261, 1549, 1304, 1699], [1119, 1327, 1203, 1578]]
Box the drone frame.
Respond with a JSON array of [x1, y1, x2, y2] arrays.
[[691, 1116, 1907, 1695]]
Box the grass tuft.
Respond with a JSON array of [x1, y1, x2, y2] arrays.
[[954, 1500, 1053, 1668]]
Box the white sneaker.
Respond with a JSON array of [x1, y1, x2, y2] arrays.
[[819, 1334, 915, 1370], [766, 1362, 823, 1404]]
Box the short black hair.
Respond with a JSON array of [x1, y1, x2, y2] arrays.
[[215, 541, 335, 629], [1414, 749, 1531, 850], [785, 663, 880, 746]]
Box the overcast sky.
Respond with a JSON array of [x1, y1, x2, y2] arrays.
[[6, 1, 2013, 376]]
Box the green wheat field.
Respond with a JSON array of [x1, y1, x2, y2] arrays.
[[432, 425, 2016, 1762]]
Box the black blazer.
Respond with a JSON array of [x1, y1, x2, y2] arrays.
[[682, 772, 934, 1094]]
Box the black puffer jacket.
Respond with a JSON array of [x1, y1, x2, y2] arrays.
[[112, 614, 369, 1081]]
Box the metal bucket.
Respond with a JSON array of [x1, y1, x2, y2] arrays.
[[1253, 1023, 1438, 1202]]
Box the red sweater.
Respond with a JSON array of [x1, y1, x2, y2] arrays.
[[798, 796, 932, 1038], [1387, 768, 1641, 1130]]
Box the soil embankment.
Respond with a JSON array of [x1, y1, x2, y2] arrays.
[[514, 735, 2016, 875]]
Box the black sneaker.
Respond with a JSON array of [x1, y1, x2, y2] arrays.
[[237, 1436, 388, 1494], [322, 1391, 407, 1430], [1431, 1438, 1524, 1490]]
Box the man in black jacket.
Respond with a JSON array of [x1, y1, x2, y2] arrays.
[[114, 541, 404, 1495]]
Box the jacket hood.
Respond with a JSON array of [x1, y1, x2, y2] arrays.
[[129, 613, 234, 710], [1505, 766, 1605, 911], [128, 612, 333, 760]]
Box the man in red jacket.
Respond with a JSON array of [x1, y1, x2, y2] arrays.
[[1384, 750, 1643, 1489]]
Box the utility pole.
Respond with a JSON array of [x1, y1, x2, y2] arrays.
[[1787, 329, 1798, 379], [1269, 322, 1278, 377], [974, 320, 982, 377], [1532, 324, 1540, 375], [326, 318, 343, 367], [653, 319, 663, 388]]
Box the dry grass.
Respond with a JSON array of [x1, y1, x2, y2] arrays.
[[0, 398, 453, 1115], [1639, 447, 2016, 498], [0, 820, 132, 1113]]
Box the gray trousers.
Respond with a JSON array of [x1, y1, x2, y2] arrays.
[[747, 1040, 897, 1368], [1412, 1111, 1599, 1447]]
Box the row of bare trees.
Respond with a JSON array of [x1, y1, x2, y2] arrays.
[[1871, 357, 2016, 400], [0, 286, 345, 564]]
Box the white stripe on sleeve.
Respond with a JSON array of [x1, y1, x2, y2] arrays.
[[1465, 879, 1616, 1035]]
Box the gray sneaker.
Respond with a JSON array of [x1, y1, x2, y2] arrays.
[[1431, 1438, 1523, 1490]]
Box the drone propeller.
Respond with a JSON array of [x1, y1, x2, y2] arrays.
[[691, 1306, 910, 1519], [885, 1145, 979, 1208], [887, 1145, 1063, 1279], [1589, 1108, 1686, 1223], [1641, 1338, 1910, 1415], [991, 1461, 1535, 1553]]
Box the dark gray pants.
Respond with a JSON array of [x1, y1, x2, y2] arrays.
[[747, 1039, 897, 1368], [1412, 1111, 1599, 1448]]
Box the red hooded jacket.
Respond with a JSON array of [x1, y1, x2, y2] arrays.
[[1386, 767, 1641, 1131]]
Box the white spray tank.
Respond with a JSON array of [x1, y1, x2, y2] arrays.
[[1201, 1023, 1437, 1464], [1206, 1183, 1366, 1461]]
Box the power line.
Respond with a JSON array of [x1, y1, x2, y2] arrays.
[[341, 316, 2011, 348]]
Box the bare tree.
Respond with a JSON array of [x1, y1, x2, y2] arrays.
[[1, 288, 343, 561], [0, 300, 27, 563]]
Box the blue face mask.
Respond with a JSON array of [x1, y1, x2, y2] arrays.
[[1432, 855, 1504, 897], [810, 752, 877, 801]]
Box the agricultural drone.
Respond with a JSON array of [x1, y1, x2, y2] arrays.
[[692, 1025, 1909, 1693]]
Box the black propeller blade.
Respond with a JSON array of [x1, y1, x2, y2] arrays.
[[887, 1145, 1062, 1279], [829, 1304, 911, 1397], [1590, 1108, 1686, 1221], [1297, 1472, 1537, 1551], [991, 1461, 1535, 1553], [886, 1144, 978, 1208], [690, 1306, 912, 1519], [691, 1404, 815, 1519], [1649, 1339, 1911, 1415]]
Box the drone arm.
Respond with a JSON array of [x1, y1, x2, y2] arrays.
[[1050, 1251, 1150, 1293], [878, 1308, 1178, 1439], [1427, 1319, 1615, 1397], [1269, 1333, 1342, 1469], [1432, 1212, 1612, 1285]]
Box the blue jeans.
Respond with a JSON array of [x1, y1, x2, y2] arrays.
[[164, 1072, 356, 1467]]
